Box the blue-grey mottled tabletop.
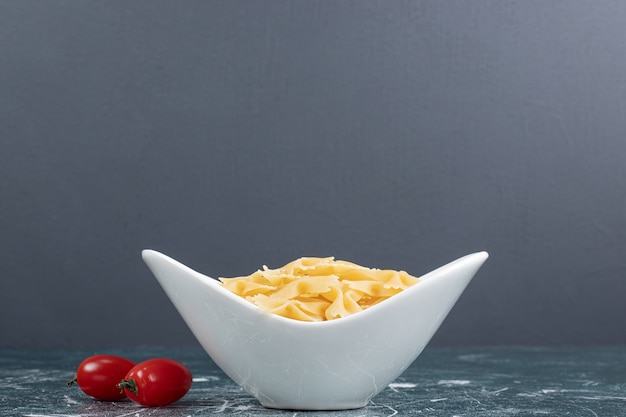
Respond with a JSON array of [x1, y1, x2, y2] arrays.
[[1, 346, 624, 416]]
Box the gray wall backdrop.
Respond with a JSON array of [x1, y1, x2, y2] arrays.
[[2, 1, 625, 348]]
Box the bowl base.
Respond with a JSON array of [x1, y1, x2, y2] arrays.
[[259, 400, 368, 411]]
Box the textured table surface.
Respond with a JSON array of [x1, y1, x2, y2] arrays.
[[1, 346, 625, 416]]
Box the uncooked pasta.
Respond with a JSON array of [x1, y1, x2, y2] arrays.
[[219, 257, 420, 321]]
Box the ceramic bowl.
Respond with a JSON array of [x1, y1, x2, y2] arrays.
[[142, 250, 488, 410]]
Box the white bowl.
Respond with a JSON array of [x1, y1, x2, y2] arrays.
[[142, 250, 488, 410]]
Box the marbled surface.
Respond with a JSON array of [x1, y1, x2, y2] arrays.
[[1, 346, 625, 416]]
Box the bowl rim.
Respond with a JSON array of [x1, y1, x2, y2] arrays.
[[142, 249, 488, 329]]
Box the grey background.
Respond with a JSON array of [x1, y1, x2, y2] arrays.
[[1, 1, 625, 348]]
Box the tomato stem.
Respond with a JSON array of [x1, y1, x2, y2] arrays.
[[67, 374, 78, 386], [117, 378, 138, 396]]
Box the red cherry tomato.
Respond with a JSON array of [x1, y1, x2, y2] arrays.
[[117, 358, 192, 406], [68, 354, 136, 401]]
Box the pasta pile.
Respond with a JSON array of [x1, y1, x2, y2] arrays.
[[219, 257, 420, 322]]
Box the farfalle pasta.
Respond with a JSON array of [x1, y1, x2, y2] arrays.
[[218, 257, 420, 321]]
